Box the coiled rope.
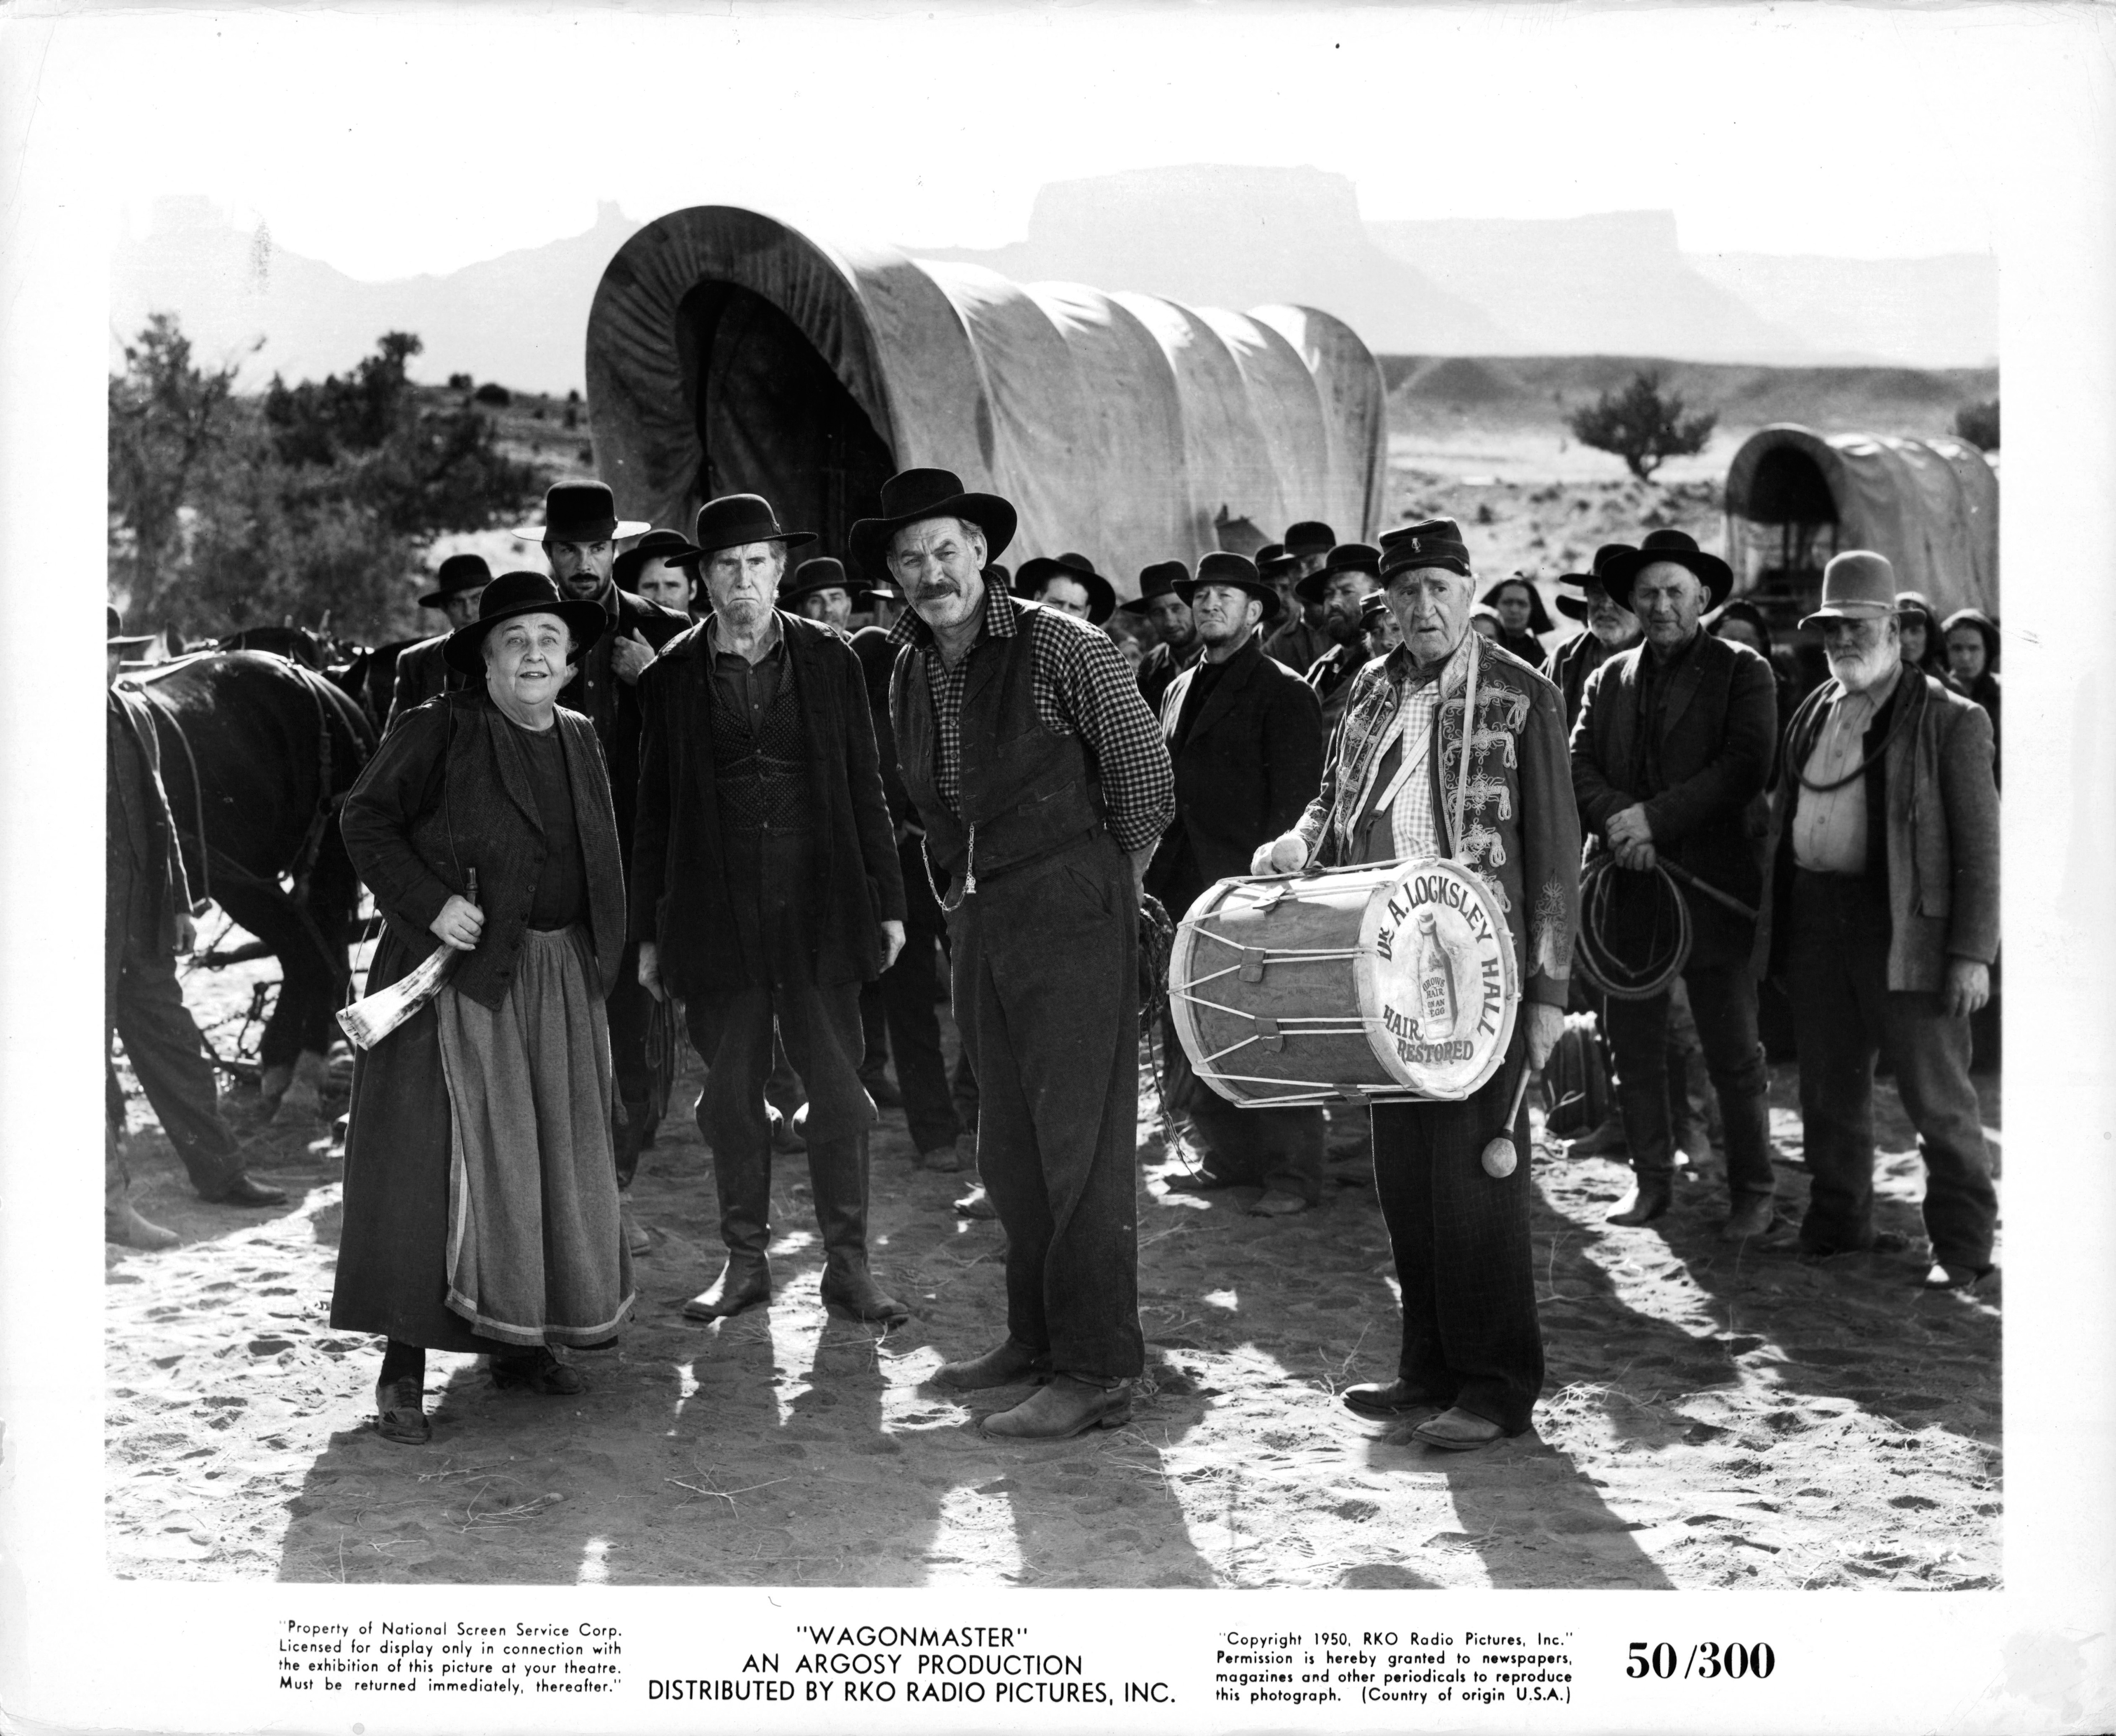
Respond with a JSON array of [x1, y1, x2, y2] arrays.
[[1573, 853, 1692, 1001]]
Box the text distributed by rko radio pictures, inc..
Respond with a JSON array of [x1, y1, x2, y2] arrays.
[[272, 1610, 1780, 1715]]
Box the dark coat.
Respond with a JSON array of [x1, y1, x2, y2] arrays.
[[106, 686, 193, 963], [339, 691, 627, 1011], [385, 633, 463, 729], [1756, 669, 1998, 992], [560, 581, 692, 863], [1147, 633, 1324, 914], [630, 611, 906, 995], [850, 624, 912, 825], [1570, 629, 1777, 966], [1135, 637, 1202, 716], [1543, 629, 1625, 734]]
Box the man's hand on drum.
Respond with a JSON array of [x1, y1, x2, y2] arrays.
[[1250, 832, 1309, 876], [430, 893, 484, 951], [1605, 804, 1657, 873], [1525, 1001, 1564, 1070]]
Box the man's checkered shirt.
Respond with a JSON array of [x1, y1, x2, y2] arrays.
[[889, 579, 1173, 853]]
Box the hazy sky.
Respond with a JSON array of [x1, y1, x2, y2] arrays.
[[49, 2, 2031, 280]]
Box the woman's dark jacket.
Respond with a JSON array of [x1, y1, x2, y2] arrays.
[[339, 690, 627, 1009], [629, 612, 906, 996]]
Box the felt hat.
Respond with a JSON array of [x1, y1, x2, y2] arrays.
[[1378, 516, 1474, 583], [1555, 542, 1638, 620], [1256, 542, 1299, 582], [1799, 550, 1896, 630], [1602, 527, 1734, 610], [1358, 591, 1392, 631], [692, 493, 816, 559], [1297, 542, 1383, 604], [849, 468, 1017, 580], [418, 552, 494, 609], [780, 555, 869, 603], [1480, 573, 1555, 636], [1120, 560, 1191, 614], [511, 481, 651, 544], [443, 570, 609, 674], [1940, 607, 2000, 669], [1283, 521, 1335, 558], [1176, 550, 1283, 626], [1014, 553, 1117, 625], [612, 530, 703, 593], [106, 604, 159, 659]]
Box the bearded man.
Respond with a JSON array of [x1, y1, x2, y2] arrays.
[[1758, 552, 1999, 1288], [632, 493, 909, 1325], [1299, 542, 1384, 732], [1543, 544, 1640, 731], [1253, 518, 1579, 1451], [858, 469, 1173, 1441]]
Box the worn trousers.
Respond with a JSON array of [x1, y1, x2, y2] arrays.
[[1604, 961, 1775, 1197], [106, 939, 243, 1198], [949, 833, 1143, 1380], [1371, 1035, 1542, 1434], [859, 832, 963, 1154], [1785, 871, 1998, 1267]]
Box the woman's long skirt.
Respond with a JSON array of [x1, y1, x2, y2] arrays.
[[330, 925, 634, 1352]]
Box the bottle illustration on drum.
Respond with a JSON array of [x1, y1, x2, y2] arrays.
[[1409, 907, 1461, 1041]]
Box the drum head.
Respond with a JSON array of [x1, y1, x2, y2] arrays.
[[1355, 859, 1520, 1100]]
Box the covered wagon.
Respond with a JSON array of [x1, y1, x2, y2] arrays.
[[1723, 424, 1999, 639], [584, 206, 1386, 599]]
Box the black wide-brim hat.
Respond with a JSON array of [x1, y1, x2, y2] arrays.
[[511, 481, 651, 544], [1176, 550, 1282, 626], [1555, 542, 1638, 619], [444, 570, 610, 674], [419, 552, 494, 609], [1120, 560, 1191, 614], [1600, 528, 1733, 610], [1480, 575, 1556, 636], [781, 555, 869, 603], [1297, 542, 1382, 605], [613, 529, 704, 591], [1015, 553, 1117, 625], [849, 468, 1017, 582], [691, 493, 816, 560]]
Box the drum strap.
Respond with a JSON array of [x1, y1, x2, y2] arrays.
[[1451, 629, 1479, 863]]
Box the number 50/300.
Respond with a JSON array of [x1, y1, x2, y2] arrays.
[[1627, 1641, 1777, 1680]]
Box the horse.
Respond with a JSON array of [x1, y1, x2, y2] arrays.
[[120, 650, 377, 1119]]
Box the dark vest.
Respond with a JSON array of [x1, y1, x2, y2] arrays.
[[893, 614, 1102, 885], [709, 654, 809, 831]]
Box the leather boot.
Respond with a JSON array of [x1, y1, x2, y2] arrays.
[[611, 1096, 649, 1190], [809, 1132, 910, 1325], [682, 1132, 773, 1320]]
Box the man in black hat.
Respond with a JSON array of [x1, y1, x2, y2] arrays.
[[858, 468, 1173, 1441], [1148, 553, 1327, 1214], [1253, 517, 1579, 1451], [615, 529, 705, 619], [1299, 542, 1384, 732], [633, 493, 910, 1326], [1014, 554, 1117, 626], [1125, 560, 1199, 713], [512, 484, 692, 1227], [1260, 520, 1335, 672], [106, 608, 288, 1247], [387, 554, 492, 726], [1571, 528, 1779, 1238], [781, 555, 868, 636]]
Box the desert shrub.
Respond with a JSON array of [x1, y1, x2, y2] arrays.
[[1567, 371, 1718, 481], [473, 381, 512, 407]]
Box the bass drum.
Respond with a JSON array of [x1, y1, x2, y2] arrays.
[[1167, 858, 1519, 1107]]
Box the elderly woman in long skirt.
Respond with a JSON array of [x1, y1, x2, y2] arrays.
[[332, 571, 636, 1445]]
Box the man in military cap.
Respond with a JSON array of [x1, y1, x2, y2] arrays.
[[1253, 517, 1580, 1450], [512, 482, 693, 1240], [1124, 560, 1200, 713], [1299, 542, 1384, 732], [387, 553, 491, 725]]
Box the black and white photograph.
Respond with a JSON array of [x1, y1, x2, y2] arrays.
[[3, 2, 2112, 1731]]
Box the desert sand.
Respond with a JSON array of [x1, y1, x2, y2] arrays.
[[106, 926, 2000, 1592]]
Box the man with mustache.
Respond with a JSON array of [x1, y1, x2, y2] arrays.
[[1148, 552, 1326, 1215], [1124, 561, 1201, 714], [512, 484, 693, 1247], [1544, 544, 1640, 732], [1298, 542, 1384, 732], [1757, 552, 1999, 1288], [633, 493, 909, 1325], [1571, 529, 1779, 1238], [856, 469, 1173, 1441], [1254, 517, 1580, 1451], [1261, 522, 1334, 674]]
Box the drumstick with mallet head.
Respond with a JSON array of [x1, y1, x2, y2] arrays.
[[1480, 1058, 1536, 1179]]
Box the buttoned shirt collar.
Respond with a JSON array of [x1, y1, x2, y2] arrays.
[[888, 574, 1017, 651]]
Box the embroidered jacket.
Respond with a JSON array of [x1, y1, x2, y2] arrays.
[[1291, 634, 1581, 1009]]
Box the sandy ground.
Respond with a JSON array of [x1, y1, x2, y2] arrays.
[[106, 927, 2001, 1592]]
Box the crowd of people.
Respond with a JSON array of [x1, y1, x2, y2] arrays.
[[104, 475, 2001, 1456]]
